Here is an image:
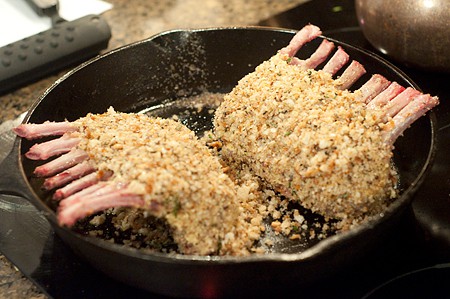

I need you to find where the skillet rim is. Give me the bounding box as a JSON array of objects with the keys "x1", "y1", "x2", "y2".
[{"x1": 17, "y1": 26, "x2": 438, "y2": 264}]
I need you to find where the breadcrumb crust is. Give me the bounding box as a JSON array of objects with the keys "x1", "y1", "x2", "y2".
[{"x1": 214, "y1": 53, "x2": 398, "y2": 221}]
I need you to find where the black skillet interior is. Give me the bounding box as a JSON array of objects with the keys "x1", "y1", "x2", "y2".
[{"x1": 17, "y1": 27, "x2": 435, "y2": 296}]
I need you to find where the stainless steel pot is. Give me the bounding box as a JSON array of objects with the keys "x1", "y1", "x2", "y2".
[{"x1": 355, "y1": 0, "x2": 450, "y2": 72}]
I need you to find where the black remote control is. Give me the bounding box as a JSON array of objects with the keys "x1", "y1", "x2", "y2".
[{"x1": 0, "y1": 13, "x2": 111, "y2": 95}]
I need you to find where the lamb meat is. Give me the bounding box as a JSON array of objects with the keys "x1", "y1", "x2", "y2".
[
  {"x1": 14, "y1": 108, "x2": 257, "y2": 256},
  {"x1": 213, "y1": 24, "x2": 438, "y2": 221}
]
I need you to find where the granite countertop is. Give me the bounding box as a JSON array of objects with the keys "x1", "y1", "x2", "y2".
[{"x1": 0, "y1": 0, "x2": 307, "y2": 297}]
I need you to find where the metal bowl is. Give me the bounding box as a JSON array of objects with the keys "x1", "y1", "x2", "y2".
[{"x1": 355, "y1": 0, "x2": 450, "y2": 72}]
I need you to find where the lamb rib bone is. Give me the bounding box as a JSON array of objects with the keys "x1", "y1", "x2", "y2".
[
  {"x1": 42, "y1": 161, "x2": 96, "y2": 190},
  {"x1": 366, "y1": 82, "x2": 405, "y2": 109},
  {"x1": 296, "y1": 39, "x2": 335, "y2": 69},
  {"x1": 34, "y1": 149, "x2": 89, "y2": 177},
  {"x1": 53, "y1": 170, "x2": 112, "y2": 200},
  {"x1": 24, "y1": 135, "x2": 80, "y2": 160},
  {"x1": 335, "y1": 60, "x2": 367, "y2": 90},
  {"x1": 13, "y1": 121, "x2": 76, "y2": 139}
]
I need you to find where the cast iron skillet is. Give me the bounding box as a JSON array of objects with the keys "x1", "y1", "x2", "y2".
[{"x1": 0, "y1": 27, "x2": 437, "y2": 297}]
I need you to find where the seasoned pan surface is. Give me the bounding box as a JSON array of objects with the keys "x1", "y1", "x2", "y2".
[{"x1": 1, "y1": 27, "x2": 437, "y2": 297}]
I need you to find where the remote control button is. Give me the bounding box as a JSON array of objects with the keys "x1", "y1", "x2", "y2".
[
  {"x1": 65, "y1": 34, "x2": 74, "y2": 42},
  {"x1": 36, "y1": 37, "x2": 45, "y2": 43},
  {"x1": 3, "y1": 49, "x2": 12, "y2": 56},
  {"x1": 1, "y1": 58, "x2": 11, "y2": 67},
  {"x1": 34, "y1": 46, "x2": 43, "y2": 54},
  {"x1": 50, "y1": 41, "x2": 59, "y2": 48},
  {"x1": 20, "y1": 43, "x2": 29, "y2": 49},
  {"x1": 18, "y1": 53, "x2": 27, "y2": 61}
]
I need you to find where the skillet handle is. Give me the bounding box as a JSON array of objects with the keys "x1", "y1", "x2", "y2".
[{"x1": 0, "y1": 132, "x2": 34, "y2": 200}]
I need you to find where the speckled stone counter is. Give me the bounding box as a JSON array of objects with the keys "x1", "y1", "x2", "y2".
[{"x1": 0, "y1": 0, "x2": 306, "y2": 297}]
